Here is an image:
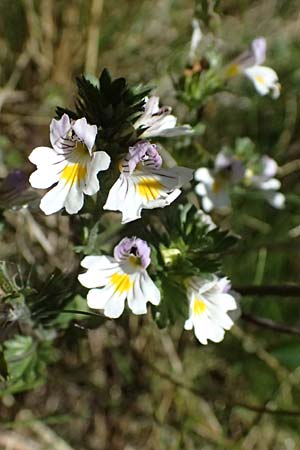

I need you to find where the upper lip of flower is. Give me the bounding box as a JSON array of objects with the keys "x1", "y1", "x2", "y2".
[
  {"x1": 121, "y1": 141, "x2": 163, "y2": 175},
  {"x1": 114, "y1": 236, "x2": 151, "y2": 269}
]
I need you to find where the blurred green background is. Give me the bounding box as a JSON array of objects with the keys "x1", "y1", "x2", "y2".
[{"x1": 1, "y1": 0, "x2": 300, "y2": 449}]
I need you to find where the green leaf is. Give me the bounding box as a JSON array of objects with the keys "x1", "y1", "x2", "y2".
[
  {"x1": 1, "y1": 335, "x2": 57, "y2": 394},
  {"x1": 56, "y1": 69, "x2": 152, "y2": 155}
]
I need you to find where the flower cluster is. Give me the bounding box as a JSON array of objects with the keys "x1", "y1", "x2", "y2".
[
  {"x1": 78, "y1": 235, "x2": 238, "y2": 344},
  {"x1": 195, "y1": 150, "x2": 285, "y2": 212},
  {"x1": 26, "y1": 48, "x2": 283, "y2": 347},
  {"x1": 29, "y1": 98, "x2": 192, "y2": 221},
  {"x1": 27, "y1": 90, "x2": 240, "y2": 345}
]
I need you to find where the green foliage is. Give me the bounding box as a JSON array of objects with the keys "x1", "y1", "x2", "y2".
[
  {"x1": 0, "y1": 265, "x2": 80, "y2": 394},
  {"x1": 148, "y1": 204, "x2": 239, "y2": 277},
  {"x1": 26, "y1": 270, "x2": 77, "y2": 328},
  {"x1": 175, "y1": 59, "x2": 224, "y2": 112},
  {"x1": 56, "y1": 69, "x2": 152, "y2": 157},
  {"x1": 2, "y1": 1, "x2": 300, "y2": 445},
  {"x1": 144, "y1": 204, "x2": 239, "y2": 328},
  {"x1": 1, "y1": 335, "x2": 57, "y2": 394}
]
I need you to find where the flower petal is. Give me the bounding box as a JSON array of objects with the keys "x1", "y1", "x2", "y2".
[
  {"x1": 39, "y1": 181, "x2": 70, "y2": 215},
  {"x1": 184, "y1": 318, "x2": 194, "y2": 330},
  {"x1": 195, "y1": 314, "x2": 226, "y2": 344},
  {"x1": 142, "y1": 96, "x2": 160, "y2": 118},
  {"x1": 50, "y1": 114, "x2": 71, "y2": 151},
  {"x1": 155, "y1": 125, "x2": 193, "y2": 137},
  {"x1": 104, "y1": 175, "x2": 143, "y2": 223},
  {"x1": 261, "y1": 155, "x2": 278, "y2": 178},
  {"x1": 194, "y1": 168, "x2": 214, "y2": 184},
  {"x1": 141, "y1": 271, "x2": 161, "y2": 305},
  {"x1": 78, "y1": 270, "x2": 110, "y2": 288},
  {"x1": 29, "y1": 146, "x2": 61, "y2": 166},
  {"x1": 73, "y1": 118, "x2": 98, "y2": 153},
  {"x1": 202, "y1": 196, "x2": 214, "y2": 212},
  {"x1": 206, "y1": 293, "x2": 237, "y2": 311},
  {"x1": 84, "y1": 151, "x2": 111, "y2": 196},
  {"x1": 105, "y1": 166, "x2": 192, "y2": 224},
  {"x1": 64, "y1": 183, "x2": 84, "y2": 214},
  {"x1": 103, "y1": 287, "x2": 127, "y2": 319},
  {"x1": 87, "y1": 286, "x2": 112, "y2": 310},
  {"x1": 265, "y1": 191, "x2": 285, "y2": 209},
  {"x1": 79, "y1": 257, "x2": 119, "y2": 288},
  {"x1": 251, "y1": 37, "x2": 267, "y2": 65},
  {"x1": 259, "y1": 178, "x2": 281, "y2": 190},
  {"x1": 244, "y1": 65, "x2": 279, "y2": 97},
  {"x1": 81, "y1": 255, "x2": 117, "y2": 270},
  {"x1": 127, "y1": 274, "x2": 148, "y2": 315}
]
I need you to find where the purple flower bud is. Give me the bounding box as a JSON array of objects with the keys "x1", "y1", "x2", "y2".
[
  {"x1": 125, "y1": 141, "x2": 162, "y2": 174},
  {"x1": 114, "y1": 236, "x2": 151, "y2": 269}
]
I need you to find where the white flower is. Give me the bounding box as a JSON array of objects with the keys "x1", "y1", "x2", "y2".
[
  {"x1": 134, "y1": 96, "x2": 192, "y2": 138},
  {"x1": 227, "y1": 37, "x2": 280, "y2": 98},
  {"x1": 194, "y1": 151, "x2": 245, "y2": 212},
  {"x1": 244, "y1": 66, "x2": 280, "y2": 99},
  {"x1": 104, "y1": 141, "x2": 193, "y2": 223},
  {"x1": 78, "y1": 237, "x2": 160, "y2": 319},
  {"x1": 245, "y1": 155, "x2": 285, "y2": 209},
  {"x1": 195, "y1": 168, "x2": 230, "y2": 212},
  {"x1": 184, "y1": 275, "x2": 237, "y2": 345},
  {"x1": 29, "y1": 114, "x2": 111, "y2": 215}
]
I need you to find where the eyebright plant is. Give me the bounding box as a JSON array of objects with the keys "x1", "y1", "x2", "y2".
[{"x1": 0, "y1": 28, "x2": 283, "y2": 394}]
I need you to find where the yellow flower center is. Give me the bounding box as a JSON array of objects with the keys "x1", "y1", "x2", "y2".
[
  {"x1": 137, "y1": 177, "x2": 163, "y2": 201},
  {"x1": 212, "y1": 179, "x2": 222, "y2": 194},
  {"x1": 226, "y1": 64, "x2": 240, "y2": 78},
  {"x1": 110, "y1": 272, "x2": 133, "y2": 294},
  {"x1": 60, "y1": 142, "x2": 89, "y2": 186},
  {"x1": 193, "y1": 298, "x2": 207, "y2": 315},
  {"x1": 61, "y1": 164, "x2": 88, "y2": 186},
  {"x1": 255, "y1": 74, "x2": 266, "y2": 85}
]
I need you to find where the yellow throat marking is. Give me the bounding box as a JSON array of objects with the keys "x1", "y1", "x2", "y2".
[
  {"x1": 212, "y1": 179, "x2": 222, "y2": 194},
  {"x1": 110, "y1": 273, "x2": 133, "y2": 294},
  {"x1": 60, "y1": 142, "x2": 89, "y2": 186},
  {"x1": 193, "y1": 298, "x2": 207, "y2": 316},
  {"x1": 61, "y1": 163, "x2": 87, "y2": 186},
  {"x1": 255, "y1": 74, "x2": 266, "y2": 85},
  {"x1": 226, "y1": 64, "x2": 240, "y2": 77},
  {"x1": 137, "y1": 177, "x2": 164, "y2": 201}
]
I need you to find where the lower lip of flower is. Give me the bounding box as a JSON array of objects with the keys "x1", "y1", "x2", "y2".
[
  {"x1": 110, "y1": 272, "x2": 133, "y2": 293},
  {"x1": 137, "y1": 177, "x2": 163, "y2": 200},
  {"x1": 61, "y1": 163, "x2": 88, "y2": 186},
  {"x1": 193, "y1": 298, "x2": 207, "y2": 315}
]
